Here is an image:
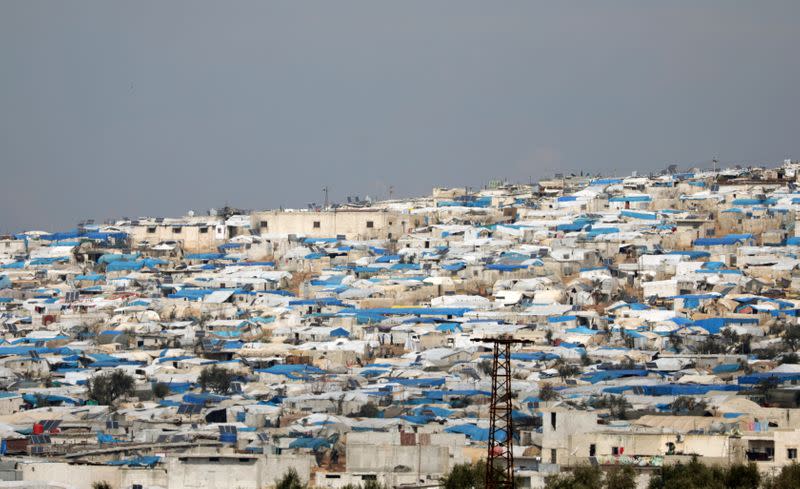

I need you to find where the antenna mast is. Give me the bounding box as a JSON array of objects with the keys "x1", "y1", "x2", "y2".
[{"x1": 472, "y1": 335, "x2": 533, "y2": 489}]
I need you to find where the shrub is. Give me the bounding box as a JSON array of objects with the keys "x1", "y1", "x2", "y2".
[
  {"x1": 441, "y1": 461, "x2": 486, "y2": 489},
  {"x1": 152, "y1": 382, "x2": 170, "y2": 398},
  {"x1": 198, "y1": 365, "x2": 234, "y2": 394},
  {"x1": 275, "y1": 468, "x2": 305, "y2": 489},
  {"x1": 353, "y1": 401, "x2": 380, "y2": 418},
  {"x1": 87, "y1": 371, "x2": 135, "y2": 407}
]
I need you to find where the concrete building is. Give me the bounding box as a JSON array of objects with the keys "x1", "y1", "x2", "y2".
[
  {"x1": 251, "y1": 209, "x2": 419, "y2": 240},
  {"x1": 122, "y1": 216, "x2": 229, "y2": 253}
]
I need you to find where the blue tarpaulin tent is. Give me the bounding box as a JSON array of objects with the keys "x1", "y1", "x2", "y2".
[
  {"x1": 107, "y1": 456, "x2": 160, "y2": 467},
  {"x1": 288, "y1": 437, "x2": 330, "y2": 450},
  {"x1": 603, "y1": 384, "x2": 740, "y2": 396},
  {"x1": 445, "y1": 424, "x2": 506, "y2": 442}
]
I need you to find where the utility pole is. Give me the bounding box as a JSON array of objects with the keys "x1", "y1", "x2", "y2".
[
  {"x1": 389, "y1": 185, "x2": 394, "y2": 200},
  {"x1": 323, "y1": 187, "x2": 329, "y2": 210},
  {"x1": 713, "y1": 157, "x2": 718, "y2": 174},
  {"x1": 472, "y1": 335, "x2": 533, "y2": 489}
]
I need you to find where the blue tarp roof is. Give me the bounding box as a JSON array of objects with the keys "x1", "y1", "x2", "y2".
[
  {"x1": 75, "y1": 274, "x2": 104, "y2": 281},
  {"x1": 107, "y1": 258, "x2": 167, "y2": 272},
  {"x1": 257, "y1": 364, "x2": 326, "y2": 379},
  {"x1": 620, "y1": 210, "x2": 658, "y2": 220},
  {"x1": 738, "y1": 372, "x2": 800, "y2": 385},
  {"x1": 289, "y1": 298, "x2": 347, "y2": 307},
  {"x1": 712, "y1": 363, "x2": 741, "y2": 374},
  {"x1": 694, "y1": 237, "x2": 741, "y2": 246},
  {"x1": 582, "y1": 369, "x2": 650, "y2": 384},
  {"x1": 446, "y1": 423, "x2": 506, "y2": 442},
  {"x1": 565, "y1": 326, "x2": 598, "y2": 335},
  {"x1": 603, "y1": 384, "x2": 740, "y2": 396},
  {"x1": 310, "y1": 275, "x2": 345, "y2": 287},
  {"x1": 182, "y1": 392, "x2": 229, "y2": 405},
  {"x1": 98, "y1": 253, "x2": 139, "y2": 264},
  {"x1": 692, "y1": 317, "x2": 758, "y2": 334},
  {"x1": 587, "y1": 227, "x2": 619, "y2": 237},
  {"x1": 548, "y1": 315, "x2": 577, "y2": 323},
  {"x1": 422, "y1": 389, "x2": 489, "y2": 400},
  {"x1": 591, "y1": 178, "x2": 624, "y2": 185},
  {"x1": 349, "y1": 307, "x2": 470, "y2": 317},
  {"x1": 482, "y1": 352, "x2": 560, "y2": 362},
  {"x1": 487, "y1": 263, "x2": 529, "y2": 271},
  {"x1": 412, "y1": 406, "x2": 454, "y2": 418},
  {"x1": 436, "y1": 323, "x2": 463, "y2": 333},
  {"x1": 107, "y1": 456, "x2": 160, "y2": 467},
  {"x1": 288, "y1": 437, "x2": 331, "y2": 450},
  {"x1": 186, "y1": 253, "x2": 225, "y2": 260},
  {"x1": 668, "y1": 250, "x2": 711, "y2": 259},
  {"x1": 557, "y1": 223, "x2": 586, "y2": 232},
  {"x1": 386, "y1": 377, "x2": 446, "y2": 388},
  {"x1": 609, "y1": 195, "x2": 651, "y2": 202}
]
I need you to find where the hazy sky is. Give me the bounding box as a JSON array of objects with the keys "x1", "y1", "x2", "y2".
[{"x1": 1, "y1": 1, "x2": 799, "y2": 232}]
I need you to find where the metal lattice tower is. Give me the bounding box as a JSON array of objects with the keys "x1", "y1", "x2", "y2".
[{"x1": 473, "y1": 335, "x2": 532, "y2": 489}]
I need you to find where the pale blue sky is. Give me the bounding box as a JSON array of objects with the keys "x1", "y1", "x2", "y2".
[{"x1": 1, "y1": 1, "x2": 799, "y2": 232}]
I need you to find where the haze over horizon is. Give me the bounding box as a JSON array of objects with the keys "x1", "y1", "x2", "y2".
[{"x1": 2, "y1": 1, "x2": 799, "y2": 233}]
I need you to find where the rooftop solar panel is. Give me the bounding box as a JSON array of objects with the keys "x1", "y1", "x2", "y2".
[{"x1": 39, "y1": 420, "x2": 61, "y2": 431}]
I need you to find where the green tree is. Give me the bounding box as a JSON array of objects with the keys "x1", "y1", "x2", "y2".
[
  {"x1": 539, "y1": 382, "x2": 560, "y2": 402},
  {"x1": 361, "y1": 481, "x2": 387, "y2": 489},
  {"x1": 668, "y1": 332, "x2": 684, "y2": 353},
  {"x1": 724, "y1": 463, "x2": 760, "y2": 489},
  {"x1": 352, "y1": 401, "x2": 380, "y2": 418},
  {"x1": 87, "y1": 370, "x2": 135, "y2": 407},
  {"x1": 545, "y1": 465, "x2": 602, "y2": 489},
  {"x1": 198, "y1": 365, "x2": 234, "y2": 394},
  {"x1": 784, "y1": 324, "x2": 800, "y2": 352},
  {"x1": 555, "y1": 360, "x2": 581, "y2": 383},
  {"x1": 152, "y1": 382, "x2": 170, "y2": 399},
  {"x1": 441, "y1": 461, "x2": 485, "y2": 489},
  {"x1": 648, "y1": 456, "x2": 726, "y2": 489},
  {"x1": 736, "y1": 334, "x2": 753, "y2": 355},
  {"x1": 92, "y1": 481, "x2": 112, "y2": 489},
  {"x1": 338, "y1": 481, "x2": 388, "y2": 489},
  {"x1": 670, "y1": 396, "x2": 707, "y2": 415},
  {"x1": 33, "y1": 393, "x2": 55, "y2": 408},
  {"x1": 763, "y1": 463, "x2": 800, "y2": 489},
  {"x1": 755, "y1": 377, "x2": 780, "y2": 398},
  {"x1": 604, "y1": 465, "x2": 636, "y2": 489},
  {"x1": 721, "y1": 328, "x2": 739, "y2": 347},
  {"x1": 275, "y1": 468, "x2": 306, "y2": 489},
  {"x1": 698, "y1": 336, "x2": 726, "y2": 354},
  {"x1": 587, "y1": 395, "x2": 631, "y2": 420}
]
